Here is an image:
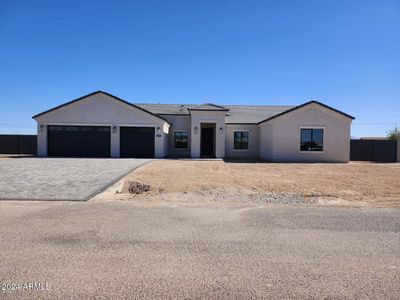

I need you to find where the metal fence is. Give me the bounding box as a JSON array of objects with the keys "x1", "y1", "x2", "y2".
[
  {"x1": 0, "y1": 135, "x2": 37, "y2": 155},
  {"x1": 350, "y1": 139, "x2": 397, "y2": 162}
]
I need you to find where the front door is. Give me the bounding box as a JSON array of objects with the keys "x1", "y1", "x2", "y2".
[{"x1": 200, "y1": 127, "x2": 215, "y2": 158}]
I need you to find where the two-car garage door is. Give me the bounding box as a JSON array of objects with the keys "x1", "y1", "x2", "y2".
[
  {"x1": 48, "y1": 126, "x2": 111, "y2": 157},
  {"x1": 47, "y1": 125, "x2": 155, "y2": 158}
]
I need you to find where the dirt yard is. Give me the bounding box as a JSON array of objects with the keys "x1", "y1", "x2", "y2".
[{"x1": 94, "y1": 160, "x2": 400, "y2": 208}]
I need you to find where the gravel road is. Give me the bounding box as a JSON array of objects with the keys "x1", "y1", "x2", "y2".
[{"x1": 0, "y1": 201, "x2": 399, "y2": 299}]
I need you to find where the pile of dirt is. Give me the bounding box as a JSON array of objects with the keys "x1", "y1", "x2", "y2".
[{"x1": 125, "y1": 181, "x2": 152, "y2": 195}]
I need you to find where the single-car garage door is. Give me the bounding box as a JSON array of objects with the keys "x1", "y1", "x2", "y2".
[
  {"x1": 120, "y1": 127, "x2": 155, "y2": 158},
  {"x1": 48, "y1": 125, "x2": 111, "y2": 157}
]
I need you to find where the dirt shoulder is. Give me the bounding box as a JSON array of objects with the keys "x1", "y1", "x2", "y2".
[
  {"x1": 93, "y1": 160, "x2": 400, "y2": 208},
  {"x1": 0, "y1": 154, "x2": 35, "y2": 159}
]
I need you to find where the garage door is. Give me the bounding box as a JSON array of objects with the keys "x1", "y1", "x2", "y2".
[
  {"x1": 120, "y1": 127, "x2": 155, "y2": 158},
  {"x1": 48, "y1": 125, "x2": 111, "y2": 157}
]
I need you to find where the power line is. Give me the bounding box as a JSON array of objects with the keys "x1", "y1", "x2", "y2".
[
  {"x1": 0, "y1": 90, "x2": 41, "y2": 110},
  {"x1": 0, "y1": 122, "x2": 35, "y2": 129},
  {"x1": 353, "y1": 122, "x2": 399, "y2": 125}
]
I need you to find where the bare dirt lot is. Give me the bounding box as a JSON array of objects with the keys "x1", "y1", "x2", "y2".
[{"x1": 96, "y1": 160, "x2": 400, "y2": 208}]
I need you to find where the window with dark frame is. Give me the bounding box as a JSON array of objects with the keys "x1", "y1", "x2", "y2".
[
  {"x1": 300, "y1": 129, "x2": 323, "y2": 151},
  {"x1": 234, "y1": 131, "x2": 249, "y2": 150},
  {"x1": 174, "y1": 131, "x2": 188, "y2": 149}
]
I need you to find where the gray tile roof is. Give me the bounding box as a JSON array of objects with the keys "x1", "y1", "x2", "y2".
[
  {"x1": 135, "y1": 103, "x2": 295, "y2": 124},
  {"x1": 134, "y1": 104, "x2": 190, "y2": 115},
  {"x1": 188, "y1": 103, "x2": 229, "y2": 111},
  {"x1": 224, "y1": 105, "x2": 295, "y2": 123}
]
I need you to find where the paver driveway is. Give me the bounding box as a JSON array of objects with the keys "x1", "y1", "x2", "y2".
[{"x1": 0, "y1": 158, "x2": 149, "y2": 200}]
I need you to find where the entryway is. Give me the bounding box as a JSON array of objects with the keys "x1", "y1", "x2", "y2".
[{"x1": 200, "y1": 123, "x2": 215, "y2": 158}]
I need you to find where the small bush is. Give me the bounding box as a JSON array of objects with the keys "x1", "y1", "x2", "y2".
[{"x1": 387, "y1": 126, "x2": 400, "y2": 140}]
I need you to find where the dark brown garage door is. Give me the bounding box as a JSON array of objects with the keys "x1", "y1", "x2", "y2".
[
  {"x1": 48, "y1": 125, "x2": 111, "y2": 157},
  {"x1": 120, "y1": 127, "x2": 155, "y2": 158}
]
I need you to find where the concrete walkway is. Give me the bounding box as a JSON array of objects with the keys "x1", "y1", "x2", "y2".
[{"x1": 0, "y1": 158, "x2": 150, "y2": 200}]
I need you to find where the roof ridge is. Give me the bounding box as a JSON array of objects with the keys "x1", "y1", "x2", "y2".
[
  {"x1": 136, "y1": 103, "x2": 296, "y2": 107},
  {"x1": 201, "y1": 102, "x2": 228, "y2": 109},
  {"x1": 225, "y1": 104, "x2": 295, "y2": 107},
  {"x1": 135, "y1": 103, "x2": 195, "y2": 106}
]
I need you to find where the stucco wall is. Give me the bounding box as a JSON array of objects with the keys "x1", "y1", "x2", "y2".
[
  {"x1": 189, "y1": 110, "x2": 226, "y2": 158},
  {"x1": 34, "y1": 93, "x2": 170, "y2": 158},
  {"x1": 259, "y1": 103, "x2": 352, "y2": 162},
  {"x1": 259, "y1": 123, "x2": 274, "y2": 160},
  {"x1": 225, "y1": 124, "x2": 259, "y2": 158},
  {"x1": 163, "y1": 115, "x2": 191, "y2": 157}
]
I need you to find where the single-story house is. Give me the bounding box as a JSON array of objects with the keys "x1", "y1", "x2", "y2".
[{"x1": 33, "y1": 91, "x2": 354, "y2": 162}]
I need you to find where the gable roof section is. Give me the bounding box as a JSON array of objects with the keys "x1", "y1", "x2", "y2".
[
  {"x1": 136, "y1": 103, "x2": 295, "y2": 123},
  {"x1": 257, "y1": 100, "x2": 355, "y2": 124},
  {"x1": 32, "y1": 91, "x2": 172, "y2": 125},
  {"x1": 188, "y1": 103, "x2": 229, "y2": 111}
]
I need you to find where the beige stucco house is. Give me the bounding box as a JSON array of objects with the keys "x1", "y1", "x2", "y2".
[{"x1": 33, "y1": 91, "x2": 354, "y2": 162}]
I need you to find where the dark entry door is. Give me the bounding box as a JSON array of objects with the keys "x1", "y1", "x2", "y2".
[
  {"x1": 120, "y1": 127, "x2": 155, "y2": 158},
  {"x1": 201, "y1": 127, "x2": 215, "y2": 158},
  {"x1": 48, "y1": 125, "x2": 111, "y2": 157}
]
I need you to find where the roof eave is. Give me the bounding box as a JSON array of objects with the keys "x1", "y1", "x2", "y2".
[
  {"x1": 257, "y1": 100, "x2": 355, "y2": 125},
  {"x1": 187, "y1": 108, "x2": 230, "y2": 112},
  {"x1": 32, "y1": 90, "x2": 102, "y2": 119},
  {"x1": 32, "y1": 91, "x2": 172, "y2": 125}
]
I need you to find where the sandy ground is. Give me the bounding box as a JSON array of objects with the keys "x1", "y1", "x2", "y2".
[{"x1": 93, "y1": 160, "x2": 400, "y2": 208}]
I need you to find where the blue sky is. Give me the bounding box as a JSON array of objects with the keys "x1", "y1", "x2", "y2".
[{"x1": 1, "y1": 0, "x2": 399, "y2": 137}]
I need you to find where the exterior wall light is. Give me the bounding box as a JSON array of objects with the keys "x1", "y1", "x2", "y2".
[
  {"x1": 112, "y1": 125, "x2": 117, "y2": 133},
  {"x1": 194, "y1": 126, "x2": 198, "y2": 134},
  {"x1": 219, "y1": 127, "x2": 223, "y2": 134},
  {"x1": 39, "y1": 124, "x2": 44, "y2": 132},
  {"x1": 157, "y1": 126, "x2": 161, "y2": 135}
]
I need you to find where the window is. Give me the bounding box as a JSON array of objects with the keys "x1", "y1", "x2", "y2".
[
  {"x1": 64, "y1": 126, "x2": 80, "y2": 132},
  {"x1": 234, "y1": 131, "x2": 249, "y2": 150},
  {"x1": 174, "y1": 131, "x2": 188, "y2": 149},
  {"x1": 300, "y1": 129, "x2": 323, "y2": 151},
  {"x1": 48, "y1": 126, "x2": 63, "y2": 131}
]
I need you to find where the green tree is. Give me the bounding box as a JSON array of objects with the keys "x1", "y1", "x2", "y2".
[{"x1": 387, "y1": 125, "x2": 400, "y2": 140}]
